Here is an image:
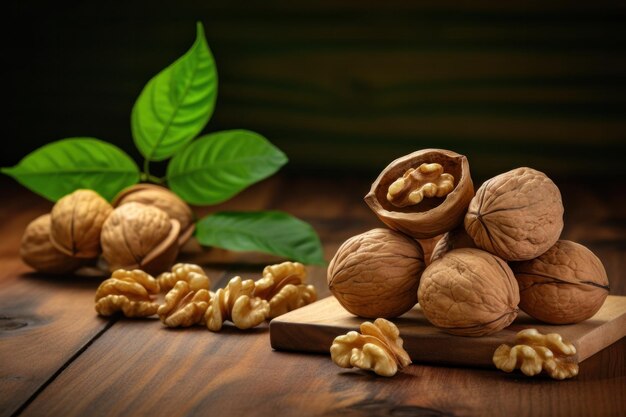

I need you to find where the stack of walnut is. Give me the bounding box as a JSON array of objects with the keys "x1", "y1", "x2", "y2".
[
  {"x1": 327, "y1": 149, "x2": 609, "y2": 379},
  {"x1": 19, "y1": 185, "x2": 317, "y2": 331}
]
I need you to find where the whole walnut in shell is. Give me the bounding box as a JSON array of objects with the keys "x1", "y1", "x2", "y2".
[
  {"x1": 328, "y1": 228, "x2": 425, "y2": 318},
  {"x1": 512, "y1": 240, "x2": 609, "y2": 324},
  {"x1": 50, "y1": 189, "x2": 113, "y2": 258},
  {"x1": 365, "y1": 149, "x2": 474, "y2": 239},
  {"x1": 21, "y1": 214, "x2": 87, "y2": 274},
  {"x1": 113, "y1": 184, "x2": 195, "y2": 245},
  {"x1": 418, "y1": 248, "x2": 520, "y2": 337},
  {"x1": 464, "y1": 167, "x2": 563, "y2": 261},
  {"x1": 100, "y1": 202, "x2": 180, "y2": 275}
]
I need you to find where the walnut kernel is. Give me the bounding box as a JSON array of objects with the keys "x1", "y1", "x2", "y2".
[
  {"x1": 157, "y1": 263, "x2": 211, "y2": 293},
  {"x1": 95, "y1": 269, "x2": 160, "y2": 317},
  {"x1": 387, "y1": 163, "x2": 454, "y2": 207},
  {"x1": 158, "y1": 281, "x2": 212, "y2": 327},
  {"x1": 205, "y1": 276, "x2": 270, "y2": 331},
  {"x1": 254, "y1": 261, "x2": 317, "y2": 318},
  {"x1": 493, "y1": 328, "x2": 578, "y2": 380},
  {"x1": 330, "y1": 318, "x2": 411, "y2": 377}
]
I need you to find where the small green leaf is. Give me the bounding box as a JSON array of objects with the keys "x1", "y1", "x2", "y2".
[
  {"x1": 167, "y1": 130, "x2": 288, "y2": 205},
  {"x1": 1, "y1": 138, "x2": 140, "y2": 201},
  {"x1": 195, "y1": 211, "x2": 325, "y2": 265},
  {"x1": 132, "y1": 22, "x2": 217, "y2": 161}
]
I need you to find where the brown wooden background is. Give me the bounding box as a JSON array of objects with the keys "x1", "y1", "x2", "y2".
[{"x1": 6, "y1": 1, "x2": 626, "y2": 179}]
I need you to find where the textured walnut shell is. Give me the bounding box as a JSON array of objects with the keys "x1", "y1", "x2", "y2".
[
  {"x1": 512, "y1": 240, "x2": 609, "y2": 324},
  {"x1": 20, "y1": 214, "x2": 87, "y2": 274},
  {"x1": 100, "y1": 202, "x2": 180, "y2": 276},
  {"x1": 365, "y1": 149, "x2": 474, "y2": 239},
  {"x1": 418, "y1": 248, "x2": 520, "y2": 337},
  {"x1": 464, "y1": 167, "x2": 564, "y2": 261},
  {"x1": 328, "y1": 228, "x2": 425, "y2": 318},
  {"x1": 430, "y1": 227, "x2": 476, "y2": 263},
  {"x1": 50, "y1": 189, "x2": 113, "y2": 258},
  {"x1": 113, "y1": 184, "x2": 195, "y2": 245}
]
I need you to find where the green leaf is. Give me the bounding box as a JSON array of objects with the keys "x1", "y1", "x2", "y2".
[
  {"x1": 167, "y1": 130, "x2": 288, "y2": 205},
  {"x1": 1, "y1": 138, "x2": 140, "y2": 201},
  {"x1": 195, "y1": 211, "x2": 325, "y2": 265},
  {"x1": 132, "y1": 22, "x2": 217, "y2": 161}
]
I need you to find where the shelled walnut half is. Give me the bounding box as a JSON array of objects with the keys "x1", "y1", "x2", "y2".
[
  {"x1": 95, "y1": 269, "x2": 160, "y2": 318},
  {"x1": 157, "y1": 263, "x2": 211, "y2": 293},
  {"x1": 330, "y1": 318, "x2": 411, "y2": 377},
  {"x1": 158, "y1": 281, "x2": 212, "y2": 327},
  {"x1": 254, "y1": 261, "x2": 317, "y2": 319},
  {"x1": 493, "y1": 328, "x2": 578, "y2": 380},
  {"x1": 205, "y1": 276, "x2": 270, "y2": 331}
]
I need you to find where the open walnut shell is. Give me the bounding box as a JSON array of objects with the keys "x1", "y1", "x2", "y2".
[
  {"x1": 365, "y1": 149, "x2": 474, "y2": 239},
  {"x1": 113, "y1": 184, "x2": 195, "y2": 246},
  {"x1": 100, "y1": 202, "x2": 180, "y2": 276}
]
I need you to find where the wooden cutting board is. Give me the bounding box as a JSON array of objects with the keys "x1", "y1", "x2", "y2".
[{"x1": 269, "y1": 295, "x2": 626, "y2": 367}]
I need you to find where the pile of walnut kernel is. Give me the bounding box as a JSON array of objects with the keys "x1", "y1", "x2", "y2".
[
  {"x1": 19, "y1": 185, "x2": 318, "y2": 331},
  {"x1": 327, "y1": 148, "x2": 609, "y2": 379}
]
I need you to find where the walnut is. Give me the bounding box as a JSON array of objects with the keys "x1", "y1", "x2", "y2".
[
  {"x1": 328, "y1": 228, "x2": 425, "y2": 318},
  {"x1": 387, "y1": 163, "x2": 455, "y2": 208},
  {"x1": 330, "y1": 318, "x2": 411, "y2": 377},
  {"x1": 418, "y1": 248, "x2": 519, "y2": 336},
  {"x1": 205, "y1": 276, "x2": 270, "y2": 331},
  {"x1": 113, "y1": 184, "x2": 195, "y2": 245},
  {"x1": 464, "y1": 167, "x2": 564, "y2": 261},
  {"x1": 20, "y1": 214, "x2": 87, "y2": 274},
  {"x1": 95, "y1": 269, "x2": 160, "y2": 317},
  {"x1": 49, "y1": 189, "x2": 113, "y2": 258},
  {"x1": 430, "y1": 227, "x2": 476, "y2": 263},
  {"x1": 512, "y1": 240, "x2": 609, "y2": 324},
  {"x1": 254, "y1": 261, "x2": 317, "y2": 318},
  {"x1": 157, "y1": 263, "x2": 211, "y2": 293},
  {"x1": 157, "y1": 281, "x2": 212, "y2": 327},
  {"x1": 100, "y1": 202, "x2": 180, "y2": 276},
  {"x1": 493, "y1": 328, "x2": 578, "y2": 380},
  {"x1": 365, "y1": 149, "x2": 474, "y2": 239},
  {"x1": 417, "y1": 234, "x2": 444, "y2": 267}
]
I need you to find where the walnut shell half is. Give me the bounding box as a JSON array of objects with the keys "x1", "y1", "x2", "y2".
[
  {"x1": 365, "y1": 149, "x2": 474, "y2": 239},
  {"x1": 512, "y1": 240, "x2": 609, "y2": 324},
  {"x1": 328, "y1": 228, "x2": 425, "y2": 318},
  {"x1": 113, "y1": 184, "x2": 195, "y2": 245},
  {"x1": 418, "y1": 248, "x2": 520, "y2": 337},
  {"x1": 100, "y1": 202, "x2": 180, "y2": 276},
  {"x1": 464, "y1": 167, "x2": 564, "y2": 261}
]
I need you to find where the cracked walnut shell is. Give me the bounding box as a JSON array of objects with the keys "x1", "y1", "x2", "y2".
[
  {"x1": 50, "y1": 189, "x2": 113, "y2": 258},
  {"x1": 365, "y1": 149, "x2": 474, "y2": 239},
  {"x1": 205, "y1": 276, "x2": 270, "y2": 331},
  {"x1": 330, "y1": 318, "x2": 411, "y2": 377},
  {"x1": 254, "y1": 261, "x2": 317, "y2": 319},
  {"x1": 95, "y1": 269, "x2": 160, "y2": 317},
  {"x1": 100, "y1": 202, "x2": 180, "y2": 276},
  {"x1": 464, "y1": 167, "x2": 564, "y2": 261},
  {"x1": 418, "y1": 248, "x2": 519, "y2": 336},
  {"x1": 20, "y1": 214, "x2": 87, "y2": 274},
  {"x1": 157, "y1": 263, "x2": 211, "y2": 293},
  {"x1": 493, "y1": 328, "x2": 578, "y2": 380},
  {"x1": 158, "y1": 281, "x2": 212, "y2": 327},
  {"x1": 113, "y1": 184, "x2": 195, "y2": 245},
  {"x1": 512, "y1": 240, "x2": 609, "y2": 324},
  {"x1": 328, "y1": 228, "x2": 425, "y2": 319}
]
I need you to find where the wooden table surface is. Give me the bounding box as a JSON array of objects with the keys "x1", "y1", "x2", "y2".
[{"x1": 1, "y1": 174, "x2": 625, "y2": 417}]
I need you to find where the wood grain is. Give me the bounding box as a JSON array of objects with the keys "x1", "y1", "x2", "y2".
[{"x1": 270, "y1": 295, "x2": 626, "y2": 366}]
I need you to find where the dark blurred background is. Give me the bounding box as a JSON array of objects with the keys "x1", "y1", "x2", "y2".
[{"x1": 6, "y1": 1, "x2": 626, "y2": 181}]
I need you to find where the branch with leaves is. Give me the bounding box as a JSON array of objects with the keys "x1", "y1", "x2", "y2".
[{"x1": 2, "y1": 22, "x2": 324, "y2": 266}]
